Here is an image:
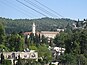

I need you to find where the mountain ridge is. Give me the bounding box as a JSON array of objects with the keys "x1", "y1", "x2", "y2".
[{"x1": 0, "y1": 17, "x2": 75, "y2": 33}]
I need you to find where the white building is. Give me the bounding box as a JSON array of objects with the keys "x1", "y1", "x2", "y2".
[
  {"x1": 52, "y1": 47, "x2": 65, "y2": 56},
  {"x1": 53, "y1": 47, "x2": 65, "y2": 53},
  {"x1": 0, "y1": 50, "x2": 38, "y2": 65},
  {"x1": 57, "y1": 29, "x2": 64, "y2": 32}
]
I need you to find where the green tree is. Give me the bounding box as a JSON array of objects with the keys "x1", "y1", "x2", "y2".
[
  {"x1": 37, "y1": 44, "x2": 52, "y2": 64},
  {"x1": 15, "y1": 36, "x2": 25, "y2": 51},
  {"x1": 77, "y1": 54, "x2": 87, "y2": 65},
  {"x1": 79, "y1": 30, "x2": 87, "y2": 54},
  {"x1": 30, "y1": 33, "x2": 34, "y2": 43},
  {"x1": 8, "y1": 33, "x2": 24, "y2": 51},
  {"x1": 65, "y1": 23, "x2": 72, "y2": 33},
  {"x1": 0, "y1": 23, "x2": 5, "y2": 44},
  {"x1": 59, "y1": 53, "x2": 77, "y2": 65},
  {"x1": 41, "y1": 35, "x2": 48, "y2": 44},
  {"x1": 54, "y1": 32, "x2": 68, "y2": 47},
  {"x1": 65, "y1": 31, "x2": 80, "y2": 54},
  {"x1": 1, "y1": 53, "x2": 4, "y2": 64},
  {"x1": 29, "y1": 44, "x2": 38, "y2": 50},
  {"x1": 2, "y1": 60, "x2": 11, "y2": 65},
  {"x1": 34, "y1": 33, "x2": 40, "y2": 44},
  {"x1": 0, "y1": 44, "x2": 9, "y2": 52}
]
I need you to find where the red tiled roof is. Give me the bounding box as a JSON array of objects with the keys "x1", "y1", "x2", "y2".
[
  {"x1": 23, "y1": 32, "x2": 40, "y2": 35},
  {"x1": 23, "y1": 32, "x2": 32, "y2": 35}
]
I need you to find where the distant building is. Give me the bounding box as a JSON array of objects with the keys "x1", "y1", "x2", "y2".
[
  {"x1": 40, "y1": 31, "x2": 59, "y2": 39},
  {"x1": 57, "y1": 29, "x2": 64, "y2": 32},
  {"x1": 72, "y1": 19, "x2": 87, "y2": 29},
  {"x1": 53, "y1": 47, "x2": 65, "y2": 55},
  {"x1": 24, "y1": 22, "x2": 62, "y2": 40},
  {"x1": 50, "y1": 47, "x2": 65, "y2": 65}
]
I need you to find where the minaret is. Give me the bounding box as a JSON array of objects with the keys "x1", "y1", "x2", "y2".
[{"x1": 32, "y1": 22, "x2": 36, "y2": 36}]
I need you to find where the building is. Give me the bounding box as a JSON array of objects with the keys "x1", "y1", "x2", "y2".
[
  {"x1": 24, "y1": 22, "x2": 61, "y2": 40},
  {"x1": 57, "y1": 29, "x2": 64, "y2": 32},
  {"x1": 51, "y1": 47, "x2": 65, "y2": 65},
  {"x1": 40, "y1": 31, "x2": 59, "y2": 39},
  {"x1": 0, "y1": 50, "x2": 38, "y2": 65},
  {"x1": 53, "y1": 47, "x2": 65, "y2": 55},
  {"x1": 72, "y1": 19, "x2": 87, "y2": 29}
]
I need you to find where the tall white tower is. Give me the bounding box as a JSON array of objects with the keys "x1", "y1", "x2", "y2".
[{"x1": 32, "y1": 22, "x2": 36, "y2": 36}]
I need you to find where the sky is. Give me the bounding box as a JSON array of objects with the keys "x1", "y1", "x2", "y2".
[{"x1": 0, "y1": 0, "x2": 87, "y2": 20}]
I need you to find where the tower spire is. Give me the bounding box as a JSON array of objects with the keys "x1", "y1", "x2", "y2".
[{"x1": 32, "y1": 22, "x2": 36, "y2": 36}]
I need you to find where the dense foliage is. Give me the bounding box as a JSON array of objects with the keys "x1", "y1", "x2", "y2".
[
  {"x1": 0, "y1": 17, "x2": 87, "y2": 65},
  {"x1": 54, "y1": 30, "x2": 87, "y2": 65},
  {"x1": 0, "y1": 17, "x2": 74, "y2": 33}
]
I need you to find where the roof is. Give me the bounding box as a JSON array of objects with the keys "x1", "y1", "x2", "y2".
[
  {"x1": 23, "y1": 32, "x2": 32, "y2": 35},
  {"x1": 41, "y1": 31, "x2": 59, "y2": 34},
  {"x1": 23, "y1": 32, "x2": 40, "y2": 35},
  {"x1": 23, "y1": 31, "x2": 59, "y2": 36}
]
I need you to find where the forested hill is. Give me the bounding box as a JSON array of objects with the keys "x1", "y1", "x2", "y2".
[{"x1": 0, "y1": 17, "x2": 75, "y2": 33}]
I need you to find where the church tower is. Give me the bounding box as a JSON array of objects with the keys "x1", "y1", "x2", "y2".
[{"x1": 32, "y1": 22, "x2": 36, "y2": 36}]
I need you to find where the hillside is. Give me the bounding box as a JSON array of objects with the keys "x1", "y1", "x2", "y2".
[{"x1": 0, "y1": 17, "x2": 75, "y2": 33}]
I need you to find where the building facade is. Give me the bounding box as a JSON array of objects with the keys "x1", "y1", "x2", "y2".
[{"x1": 0, "y1": 50, "x2": 38, "y2": 65}]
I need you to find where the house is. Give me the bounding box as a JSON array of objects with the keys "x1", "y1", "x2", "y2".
[
  {"x1": 52, "y1": 47, "x2": 65, "y2": 63},
  {"x1": 57, "y1": 29, "x2": 64, "y2": 32}
]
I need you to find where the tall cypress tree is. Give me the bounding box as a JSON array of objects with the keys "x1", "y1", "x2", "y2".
[
  {"x1": 16, "y1": 55, "x2": 22, "y2": 65},
  {"x1": 1, "y1": 53, "x2": 4, "y2": 64}
]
